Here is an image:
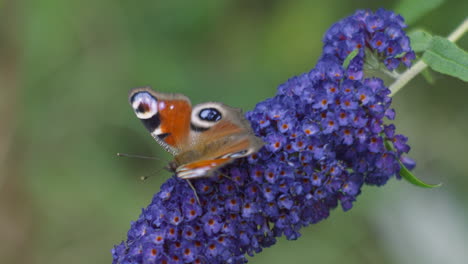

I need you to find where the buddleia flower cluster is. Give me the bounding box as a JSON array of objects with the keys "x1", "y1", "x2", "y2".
[{"x1": 113, "y1": 8, "x2": 415, "y2": 264}]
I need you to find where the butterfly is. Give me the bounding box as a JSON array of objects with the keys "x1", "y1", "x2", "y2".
[{"x1": 129, "y1": 87, "x2": 264, "y2": 180}]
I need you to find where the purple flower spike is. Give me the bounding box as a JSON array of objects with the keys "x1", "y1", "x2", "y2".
[
  {"x1": 113, "y1": 9, "x2": 415, "y2": 264},
  {"x1": 322, "y1": 8, "x2": 415, "y2": 70}
]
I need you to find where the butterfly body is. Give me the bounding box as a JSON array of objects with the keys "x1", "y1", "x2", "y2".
[{"x1": 129, "y1": 87, "x2": 263, "y2": 179}]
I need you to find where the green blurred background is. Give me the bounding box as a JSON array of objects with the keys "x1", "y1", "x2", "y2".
[{"x1": 1, "y1": 0, "x2": 467, "y2": 263}]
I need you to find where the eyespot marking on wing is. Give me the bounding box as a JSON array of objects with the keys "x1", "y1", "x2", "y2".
[
  {"x1": 190, "y1": 103, "x2": 225, "y2": 132},
  {"x1": 190, "y1": 123, "x2": 210, "y2": 132},
  {"x1": 130, "y1": 92, "x2": 158, "y2": 119},
  {"x1": 199, "y1": 108, "x2": 222, "y2": 122}
]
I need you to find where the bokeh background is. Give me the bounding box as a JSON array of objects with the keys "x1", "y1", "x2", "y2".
[{"x1": 1, "y1": 0, "x2": 467, "y2": 263}]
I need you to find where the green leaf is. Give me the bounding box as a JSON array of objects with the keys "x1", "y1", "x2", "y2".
[
  {"x1": 394, "y1": 52, "x2": 406, "y2": 59},
  {"x1": 384, "y1": 140, "x2": 441, "y2": 188},
  {"x1": 395, "y1": 0, "x2": 445, "y2": 25},
  {"x1": 342, "y1": 49, "x2": 359, "y2": 69},
  {"x1": 398, "y1": 161, "x2": 442, "y2": 188},
  {"x1": 422, "y1": 36, "x2": 468, "y2": 82},
  {"x1": 408, "y1": 30, "x2": 433, "y2": 52}
]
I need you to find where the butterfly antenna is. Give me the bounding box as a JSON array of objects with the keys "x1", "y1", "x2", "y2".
[
  {"x1": 139, "y1": 167, "x2": 167, "y2": 181},
  {"x1": 117, "y1": 152, "x2": 168, "y2": 162}
]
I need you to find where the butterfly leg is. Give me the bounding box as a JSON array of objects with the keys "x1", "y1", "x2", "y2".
[
  {"x1": 186, "y1": 179, "x2": 201, "y2": 205},
  {"x1": 218, "y1": 171, "x2": 232, "y2": 181},
  {"x1": 216, "y1": 171, "x2": 242, "y2": 193}
]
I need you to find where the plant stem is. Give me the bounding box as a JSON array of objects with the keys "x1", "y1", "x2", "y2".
[
  {"x1": 447, "y1": 17, "x2": 468, "y2": 42},
  {"x1": 389, "y1": 17, "x2": 468, "y2": 97}
]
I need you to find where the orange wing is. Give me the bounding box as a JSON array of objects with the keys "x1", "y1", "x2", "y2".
[{"x1": 129, "y1": 87, "x2": 192, "y2": 155}]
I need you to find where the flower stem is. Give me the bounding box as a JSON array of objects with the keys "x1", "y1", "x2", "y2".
[{"x1": 389, "y1": 17, "x2": 468, "y2": 97}]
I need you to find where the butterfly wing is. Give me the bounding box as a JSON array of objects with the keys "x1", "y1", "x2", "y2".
[
  {"x1": 129, "y1": 87, "x2": 192, "y2": 155},
  {"x1": 129, "y1": 87, "x2": 264, "y2": 179},
  {"x1": 175, "y1": 102, "x2": 264, "y2": 179},
  {"x1": 176, "y1": 158, "x2": 231, "y2": 179}
]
